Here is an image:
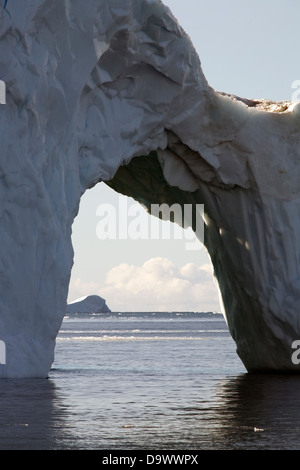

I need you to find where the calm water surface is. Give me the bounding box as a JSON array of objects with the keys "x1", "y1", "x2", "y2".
[{"x1": 0, "y1": 312, "x2": 300, "y2": 450}]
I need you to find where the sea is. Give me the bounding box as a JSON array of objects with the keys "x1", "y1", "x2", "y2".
[{"x1": 0, "y1": 311, "x2": 300, "y2": 452}]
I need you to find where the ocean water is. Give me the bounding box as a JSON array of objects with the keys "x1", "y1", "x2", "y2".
[{"x1": 0, "y1": 312, "x2": 300, "y2": 451}]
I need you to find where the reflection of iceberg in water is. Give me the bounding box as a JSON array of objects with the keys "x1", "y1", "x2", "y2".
[
  {"x1": 212, "y1": 375, "x2": 300, "y2": 449},
  {"x1": 0, "y1": 380, "x2": 69, "y2": 449},
  {"x1": 160, "y1": 374, "x2": 300, "y2": 450},
  {"x1": 1, "y1": 374, "x2": 298, "y2": 449}
]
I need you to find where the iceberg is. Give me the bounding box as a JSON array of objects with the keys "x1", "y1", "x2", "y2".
[
  {"x1": 0, "y1": 0, "x2": 299, "y2": 376},
  {"x1": 67, "y1": 295, "x2": 111, "y2": 314}
]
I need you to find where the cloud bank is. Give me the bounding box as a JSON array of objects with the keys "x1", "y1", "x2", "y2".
[{"x1": 69, "y1": 257, "x2": 221, "y2": 312}]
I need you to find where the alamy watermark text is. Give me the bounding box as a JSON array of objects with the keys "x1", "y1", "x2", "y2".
[
  {"x1": 0, "y1": 80, "x2": 5, "y2": 104},
  {"x1": 96, "y1": 198, "x2": 204, "y2": 251},
  {"x1": 292, "y1": 80, "x2": 300, "y2": 102}
]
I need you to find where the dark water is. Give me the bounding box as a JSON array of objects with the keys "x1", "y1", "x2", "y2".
[{"x1": 0, "y1": 312, "x2": 300, "y2": 450}]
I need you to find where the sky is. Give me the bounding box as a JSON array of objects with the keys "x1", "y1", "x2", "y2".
[{"x1": 68, "y1": 0, "x2": 300, "y2": 312}]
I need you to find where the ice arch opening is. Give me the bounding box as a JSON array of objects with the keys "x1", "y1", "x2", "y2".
[
  {"x1": 68, "y1": 180, "x2": 214, "y2": 313},
  {"x1": 0, "y1": 0, "x2": 299, "y2": 377}
]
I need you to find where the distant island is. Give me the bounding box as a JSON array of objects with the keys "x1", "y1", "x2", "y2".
[{"x1": 66, "y1": 295, "x2": 111, "y2": 314}]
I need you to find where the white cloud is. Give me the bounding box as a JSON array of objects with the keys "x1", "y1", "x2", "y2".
[{"x1": 69, "y1": 257, "x2": 221, "y2": 312}]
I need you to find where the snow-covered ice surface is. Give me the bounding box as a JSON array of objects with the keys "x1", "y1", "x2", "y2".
[{"x1": 0, "y1": 0, "x2": 299, "y2": 377}]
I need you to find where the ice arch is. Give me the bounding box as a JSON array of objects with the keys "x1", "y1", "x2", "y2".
[{"x1": 0, "y1": 0, "x2": 299, "y2": 377}]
